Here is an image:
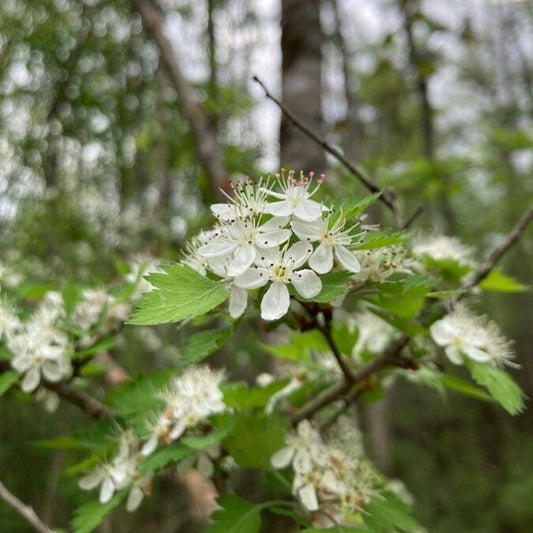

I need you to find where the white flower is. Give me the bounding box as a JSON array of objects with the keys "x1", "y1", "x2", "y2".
[
  {"x1": 430, "y1": 305, "x2": 514, "y2": 366},
  {"x1": 199, "y1": 216, "x2": 290, "y2": 277},
  {"x1": 291, "y1": 215, "x2": 362, "y2": 274},
  {"x1": 0, "y1": 300, "x2": 21, "y2": 340},
  {"x1": 413, "y1": 235, "x2": 474, "y2": 266},
  {"x1": 260, "y1": 170, "x2": 327, "y2": 222},
  {"x1": 72, "y1": 289, "x2": 110, "y2": 330},
  {"x1": 271, "y1": 420, "x2": 322, "y2": 470},
  {"x1": 177, "y1": 444, "x2": 221, "y2": 478},
  {"x1": 211, "y1": 177, "x2": 270, "y2": 221},
  {"x1": 234, "y1": 242, "x2": 322, "y2": 321},
  {"x1": 351, "y1": 311, "x2": 395, "y2": 357}
]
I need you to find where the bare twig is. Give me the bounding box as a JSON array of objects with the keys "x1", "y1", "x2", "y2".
[
  {"x1": 0, "y1": 480, "x2": 55, "y2": 533},
  {"x1": 127, "y1": 0, "x2": 227, "y2": 200},
  {"x1": 252, "y1": 76, "x2": 403, "y2": 227},
  {"x1": 315, "y1": 321, "x2": 354, "y2": 383},
  {"x1": 462, "y1": 204, "x2": 533, "y2": 291},
  {"x1": 402, "y1": 205, "x2": 424, "y2": 229}
]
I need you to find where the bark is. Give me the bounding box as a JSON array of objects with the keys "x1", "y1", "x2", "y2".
[{"x1": 280, "y1": 0, "x2": 325, "y2": 172}]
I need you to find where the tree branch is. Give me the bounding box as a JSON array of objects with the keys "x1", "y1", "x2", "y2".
[
  {"x1": 252, "y1": 76, "x2": 404, "y2": 227},
  {"x1": 462, "y1": 204, "x2": 533, "y2": 291},
  {"x1": 315, "y1": 320, "x2": 354, "y2": 383},
  {"x1": 127, "y1": 0, "x2": 227, "y2": 201},
  {"x1": 0, "y1": 480, "x2": 55, "y2": 533}
]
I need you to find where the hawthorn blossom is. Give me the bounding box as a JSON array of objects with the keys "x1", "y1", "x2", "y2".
[
  {"x1": 430, "y1": 305, "x2": 514, "y2": 366},
  {"x1": 260, "y1": 170, "x2": 327, "y2": 222},
  {"x1": 291, "y1": 215, "x2": 362, "y2": 274},
  {"x1": 234, "y1": 242, "x2": 321, "y2": 321},
  {"x1": 413, "y1": 235, "x2": 474, "y2": 266},
  {"x1": 0, "y1": 299, "x2": 21, "y2": 340},
  {"x1": 72, "y1": 288, "x2": 110, "y2": 330},
  {"x1": 211, "y1": 177, "x2": 270, "y2": 221}
]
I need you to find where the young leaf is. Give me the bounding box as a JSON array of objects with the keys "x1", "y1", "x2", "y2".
[
  {"x1": 221, "y1": 379, "x2": 290, "y2": 409},
  {"x1": 71, "y1": 492, "x2": 125, "y2": 533},
  {"x1": 469, "y1": 363, "x2": 526, "y2": 415},
  {"x1": 0, "y1": 370, "x2": 19, "y2": 396},
  {"x1": 205, "y1": 494, "x2": 261, "y2": 533},
  {"x1": 355, "y1": 231, "x2": 409, "y2": 250},
  {"x1": 223, "y1": 412, "x2": 287, "y2": 468},
  {"x1": 363, "y1": 490, "x2": 422, "y2": 532},
  {"x1": 71, "y1": 335, "x2": 117, "y2": 360},
  {"x1": 339, "y1": 192, "x2": 382, "y2": 219},
  {"x1": 181, "y1": 327, "x2": 232, "y2": 366},
  {"x1": 264, "y1": 329, "x2": 329, "y2": 361},
  {"x1": 129, "y1": 264, "x2": 229, "y2": 325},
  {"x1": 479, "y1": 269, "x2": 529, "y2": 293},
  {"x1": 139, "y1": 443, "x2": 193, "y2": 475}
]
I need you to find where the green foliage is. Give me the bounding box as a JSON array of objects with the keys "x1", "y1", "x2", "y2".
[
  {"x1": 181, "y1": 326, "x2": 233, "y2": 366},
  {"x1": 333, "y1": 192, "x2": 382, "y2": 220},
  {"x1": 223, "y1": 412, "x2": 287, "y2": 468},
  {"x1": 355, "y1": 231, "x2": 410, "y2": 250},
  {"x1": 363, "y1": 490, "x2": 423, "y2": 532},
  {"x1": 71, "y1": 492, "x2": 126, "y2": 533},
  {"x1": 129, "y1": 264, "x2": 229, "y2": 325},
  {"x1": 479, "y1": 269, "x2": 529, "y2": 293},
  {"x1": 302, "y1": 528, "x2": 371, "y2": 533},
  {"x1": 265, "y1": 329, "x2": 329, "y2": 361},
  {"x1": 469, "y1": 363, "x2": 526, "y2": 415},
  {"x1": 222, "y1": 379, "x2": 291, "y2": 409},
  {"x1": 205, "y1": 495, "x2": 261, "y2": 533},
  {"x1": 0, "y1": 371, "x2": 19, "y2": 396},
  {"x1": 139, "y1": 443, "x2": 193, "y2": 475}
]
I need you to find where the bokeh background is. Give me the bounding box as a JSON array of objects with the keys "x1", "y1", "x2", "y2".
[{"x1": 1, "y1": 0, "x2": 532, "y2": 531}]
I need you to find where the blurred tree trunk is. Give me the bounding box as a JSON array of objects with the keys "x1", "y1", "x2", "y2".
[{"x1": 280, "y1": 0, "x2": 325, "y2": 172}]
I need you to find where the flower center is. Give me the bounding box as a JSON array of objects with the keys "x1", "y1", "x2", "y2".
[{"x1": 271, "y1": 264, "x2": 292, "y2": 282}]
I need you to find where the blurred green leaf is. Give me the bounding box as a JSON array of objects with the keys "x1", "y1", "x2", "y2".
[
  {"x1": 479, "y1": 269, "x2": 529, "y2": 293},
  {"x1": 71, "y1": 491, "x2": 126, "y2": 533},
  {"x1": 205, "y1": 495, "x2": 261, "y2": 533}
]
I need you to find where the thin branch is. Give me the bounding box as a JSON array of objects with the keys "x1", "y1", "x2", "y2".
[
  {"x1": 127, "y1": 0, "x2": 227, "y2": 201},
  {"x1": 0, "y1": 480, "x2": 55, "y2": 533},
  {"x1": 402, "y1": 205, "x2": 424, "y2": 229},
  {"x1": 315, "y1": 321, "x2": 354, "y2": 383},
  {"x1": 462, "y1": 204, "x2": 533, "y2": 290},
  {"x1": 252, "y1": 76, "x2": 403, "y2": 227}
]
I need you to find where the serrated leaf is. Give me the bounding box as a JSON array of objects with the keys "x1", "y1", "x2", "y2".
[
  {"x1": 71, "y1": 492, "x2": 125, "y2": 533},
  {"x1": 181, "y1": 414, "x2": 236, "y2": 450},
  {"x1": 139, "y1": 443, "x2": 193, "y2": 475},
  {"x1": 181, "y1": 327, "x2": 232, "y2": 366},
  {"x1": 332, "y1": 322, "x2": 359, "y2": 356},
  {"x1": 129, "y1": 264, "x2": 229, "y2": 325},
  {"x1": 339, "y1": 192, "x2": 382, "y2": 219},
  {"x1": 479, "y1": 269, "x2": 529, "y2": 293},
  {"x1": 221, "y1": 379, "x2": 290, "y2": 409},
  {"x1": 355, "y1": 231, "x2": 409, "y2": 250},
  {"x1": 440, "y1": 374, "x2": 492, "y2": 402},
  {"x1": 264, "y1": 330, "x2": 329, "y2": 361},
  {"x1": 205, "y1": 494, "x2": 261, "y2": 533},
  {"x1": 223, "y1": 412, "x2": 287, "y2": 468},
  {"x1": 469, "y1": 363, "x2": 526, "y2": 415},
  {"x1": 0, "y1": 370, "x2": 19, "y2": 396},
  {"x1": 363, "y1": 490, "x2": 422, "y2": 532}
]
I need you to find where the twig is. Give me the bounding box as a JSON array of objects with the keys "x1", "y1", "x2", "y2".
[
  {"x1": 402, "y1": 205, "x2": 424, "y2": 229},
  {"x1": 252, "y1": 76, "x2": 403, "y2": 227},
  {"x1": 462, "y1": 204, "x2": 533, "y2": 290},
  {"x1": 128, "y1": 0, "x2": 227, "y2": 201},
  {"x1": 316, "y1": 321, "x2": 354, "y2": 383},
  {"x1": 319, "y1": 386, "x2": 363, "y2": 431},
  {"x1": 0, "y1": 480, "x2": 55, "y2": 533}
]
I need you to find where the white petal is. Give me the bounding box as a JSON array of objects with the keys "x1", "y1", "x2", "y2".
[
  {"x1": 291, "y1": 269, "x2": 322, "y2": 299},
  {"x1": 79, "y1": 469, "x2": 104, "y2": 490},
  {"x1": 257, "y1": 228, "x2": 291, "y2": 248},
  {"x1": 99, "y1": 477, "x2": 115, "y2": 504},
  {"x1": 309, "y1": 243, "x2": 334, "y2": 274},
  {"x1": 291, "y1": 218, "x2": 322, "y2": 241},
  {"x1": 141, "y1": 434, "x2": 159, "y2": 457},
  {"x1": 22, "y1": 367, "x2": 40, "y2": 393},
  {"x1": 293, "y1": 200, "x2": 323, "y2": 222},
  {"x1": 234, "y1": 268, "x2": 269, "y2": 289},
  {"x1": 170, "y1": 419, "x2": 187, "y2": 440},
  {"x1": 229, "y1": 286, "x2": 248, "y2": 318},
  {"x1": 42, "y1": 361, "x2": 63, "y2": 382},
  {"x1": 210, "y1": 203, "x2": 236, "y2": 221},
  {"x1": 11, "y1": 354, "x2": 31, "y2": 373},
  {"x1": 286, "y1": 241, "x2": 313, "y2": 269},
  {"x1": 126, "y1": 486, "x2": 144, "y2": 512},
  {"x1": 263, "y1": 200, "x2": 293, "y2": 217},
  {"x1": 261, "y1": 283, "x2": 290, "y2": 321},
  {"x1": 463, "y1": 345, "x2": 491, "y2": 363},
  {"x1": 260, "y1": 216, "x2": 289, "y2": 229},
  {"x1": 430, "y1": 320, "x2": 454, "y2": 346},
  {"x1": 271, "y1": 446, "x2": 294, "y2": 469},
  {"x1": 299, "y1": 483, "x2": 319, "y2": 511},
  {"x1": 228, "y1": 245, "x2": 256, "y2": 277},
  {"x1": 198, "y1": 242, "x2": 236, "y2": 258},
  {"x1": 197, "y1": 452, "x2": 214, "y2": 478},
  {"x1": 335, "y1": 245, "x2": 361, "y2": 273},
  {"x1": 445, "y1": 345, "x2": 463, "y2": 365}
]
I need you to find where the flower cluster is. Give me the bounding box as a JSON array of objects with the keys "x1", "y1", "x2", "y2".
[
  {"x1": 182, "y1": 171, "x2": 364, "y2": 321},
  {"x1": 141, "y1": 366, "x2": 226, "y2": 457},
  {"x1": 271, "y1": 421, "x2": 375, "y2": 516},
  {"x1": 430, "y1": 305, "x2": 515, "y2": 367},
  {"x1": 413, "y1": 235, "x2": 475, "y2": 267},
  {"x1": 79, "y1": 431, "x2": 151, "y2": 512}
]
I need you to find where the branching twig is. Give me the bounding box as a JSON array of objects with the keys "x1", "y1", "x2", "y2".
[
  {"x1": 0, "y1": 480, "x2": 55, "y2": 533},
  {"x1": 315, "y1": 321, "x2": 354, "y2": 383},
  {"x1": 462, "y1": 204, "x2": 533, "y2": 290},
  {"x1": 252, "y1": 76, "x2": 403, "y2": 227}
]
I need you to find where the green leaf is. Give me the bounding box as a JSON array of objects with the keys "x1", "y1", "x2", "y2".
[
  {"x1": 181, "y1": 327, "x2": 232, "y2": 366},
  {"x1": 363, "y1": 490, "x2": 422, "y2": 532},
  {"x1": 71, "y1": 336, "x2": 117, "y2": 360},
  {"x1": 293, "y1": 270, "x2": 352, "y2": 304},
  {"x1": 71, "y1": 491, "x2": 125, "y2": 533},
  {"x1": 338, "y1": 192, "x2": 382, "y2": 219},
  {"x1": 479, "y1": 269, "x2": 529, "y2": 293},
  {"x1": 223, "y1": 412, "x2": 287, "y2": 468},
  {"x1": 332, "y1": 322, "x2": 359, "y2": 356},
  {"x1": 36, "y1": 437, "x2": 100, "y2": 451},
  {"x1": 205, "y1": 495, "x2": 261, "y2": 533},
  {"x1": 469, "y1": 363, "x2": 526, "y2": 415},
  {"x1": 355, "y1": 231, "x2": 409, "y2": 250},
  {"x1": 181, "y1": 414, "x2": 236, "y2": 450},
  {"x1": 129, "y1": 264, "x2": 229, "y2": 325},
  {"x1": 0, "y1": 370, "x2": 19, "y2": 396},
  {"x1": 139, "y1": 443, "x2": 193, "y2": 475},
  {"x1": 221, "y1": 379, "x2": 290, "y2": 409},
  {"x1": 440, "y1": 374, "x2": 492, "y2": 402},
  {"x1": 302, "y1": 528, "x2": 371, "y2": 533},
  {"x1": 264, "y1": 329, "x2": 329, "y2": 361}
]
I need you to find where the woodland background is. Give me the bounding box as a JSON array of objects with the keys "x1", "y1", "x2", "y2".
[{"x1": 1, "y1": 0, "x2": 533, "y2": 531}]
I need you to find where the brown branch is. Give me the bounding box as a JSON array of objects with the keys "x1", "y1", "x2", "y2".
[
  {"x1": 462, "y1": 204, "x2": 533, "y2": 290},
  {"x1": 0, "y1": 480, "x2": 55, "y2": 533},
  {"x1": 315, "y1": 321, "x2": 354, "y2": 383},
  {"x1": 127, "y1": 0, "x2": 227, "y2": 201},
  {"x1": 252, "y1": 76, "x2": 403, "y2": 227}
]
